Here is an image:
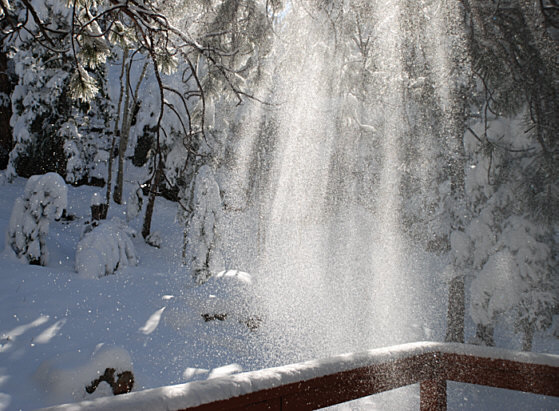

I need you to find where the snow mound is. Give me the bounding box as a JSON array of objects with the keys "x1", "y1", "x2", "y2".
[
  {"x1": 165, "y1": 270, "x2": 261, "y2": 332},
  {"x1": 189, "y1": 270, "x2": 256, "y2": 320},
  {"x1": 207, "y1": 363, "x2": 243, "y2": 379},
  {"x1": 145, "y1": 231, "x2": 162, "y2": 248},
  {"x1": 33, "y1": 344, "x2": 133, "y2": 405},
  {"x1": 75, "y1": 218, "x2": 137, "y2": 278}
]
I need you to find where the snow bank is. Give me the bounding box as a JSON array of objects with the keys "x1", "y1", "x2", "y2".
[
  {"x1": 34, "y1": 344, "x2": 133, "y2": 406},
  {"x1": 75, "y1": 218, "x2": 137, "y2": 278},
  {"x1": 38, "y1": 342, "x2": 559, "y2": 411}
]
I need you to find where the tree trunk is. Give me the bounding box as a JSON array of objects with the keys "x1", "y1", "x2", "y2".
[
  {"x1": 141, "y1": 160, "x2": 163, "y2": 239},
  {"x1": 182, "y1": 229, "x2": 189, "y2": 265},
  {"x1": 105, "y1": 50, "x2": 128, "y2": 211},
  {"x1": 91, "y1": 203, "x2": 109, "y2": 220},
  {"x1": 522, "y1": 325, "x2": 534, "y2": 352},
  {"x1": 104, "y1": 135, "x2": 116, "y2": 217},
  {"x1": 0, "y1": 50, "x2": 13, "y2": 169},
  {"x1": 113, "y1": 60, "x2": 132, "y2": 205},
  {"x1": 445, "y1": 274, "x2": 465, "y2": 343},
  {"x1": 114, "y1": 56, "x2": 148, "y2": 205},
  {"x1": 473, "y1": 323, "x2": 495, "y2": 346}
]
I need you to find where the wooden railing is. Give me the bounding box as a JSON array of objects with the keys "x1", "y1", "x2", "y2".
[
  {"x1": 182, "y1": 344, "x2": 559, "y2": 410},
  {"x1": 43, "y1": 342, "x2": 559, "y2": 411}
]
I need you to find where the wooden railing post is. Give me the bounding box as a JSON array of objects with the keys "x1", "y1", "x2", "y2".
[{"x1": 420, "y1": 378, "x2": 447, "y2": 411}]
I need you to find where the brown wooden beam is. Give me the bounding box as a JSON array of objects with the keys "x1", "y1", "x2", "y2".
[
  {"x1": 441, "y1": 353, "x2": 559, "y2": 397},
  {"x1": 182, "y1": 353, "x2": 440, "y2": 410},
  {"x1": 420, "y1": 379, "x2": 447, "y2": 411}
]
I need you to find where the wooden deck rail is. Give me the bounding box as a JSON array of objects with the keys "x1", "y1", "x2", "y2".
[
  {"x1": 183, "y1": 345, "x2": 559, "y2": 411},
  {"x1": 44, "y1": 342, "x2": 559, "y2": 411}
]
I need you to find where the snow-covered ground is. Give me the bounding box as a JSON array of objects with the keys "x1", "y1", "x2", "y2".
[
  {"x1": 0, "y1": 177, "x2": 262, "y2": 410},
  {"x1": 0, "y1": 177, "x2": 558, "y2": 410}
]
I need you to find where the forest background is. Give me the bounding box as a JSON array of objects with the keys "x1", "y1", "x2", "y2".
[{"x1": 0, "y1": 0, "x2": 558, "y2": 408}]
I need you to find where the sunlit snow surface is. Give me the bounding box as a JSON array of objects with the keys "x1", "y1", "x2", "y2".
[{"x1": 0, "y1": 178, "x2": 558, "y2": 410}]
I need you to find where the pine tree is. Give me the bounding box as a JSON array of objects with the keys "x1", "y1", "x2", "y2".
[
  {"x1": 0, "y1": 48, "x2": 13, "y2": 169},
  {"x1": 4, "y1": 0, "x2": 112, "y2": 184},
  {"x1": 459, "y1": 0, "x2": 559, "y2": 349},
  {"x1": 5, "y1": 0, "x2": 73, "y2": 179}
]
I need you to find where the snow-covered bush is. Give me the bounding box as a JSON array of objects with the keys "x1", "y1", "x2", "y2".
[
  {"x1": 469, "y1": 226, "x2": 557, "y2": 351},
  {"x1": 126, "y1": 187, "x2": 143, "y2": 222},
  {"x1": 501, "y1": 217, "x2": 557, "y2": 350},
  {"x1": 6, "y1": 173, "x2": 67, "y2": 265},
  {"x1": 470, "y1": 251, "x2": 524, "y2": 330},
  {"x1": 193, "y1": 270, "x2": 260, "y2": 326},
  {"x1": 183, "y1": 165, "x2": 224, "y2": 284},
  {"x1": 75, "y1": 218, "x2": 137, "y2": 278},
  {"x1": 164, "y1": 270, "x2": 262, "y2": 362}
]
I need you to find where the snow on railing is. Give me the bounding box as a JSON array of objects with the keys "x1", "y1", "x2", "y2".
[{"x1": 41, "y1": 342, "x2": 559, "y2": 411}]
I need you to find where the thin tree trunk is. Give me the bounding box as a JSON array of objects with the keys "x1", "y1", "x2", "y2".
[
  {"x1": 474, "y1": 323, "x2": 495, "y2": 346},
  {"x1": 182, "y1": 229, "x2": 189, "y2": 265},
  {"x1": 445, "y1": 274, "x2": 465, "y2": 343},
  {"x1": 142, "y1": 159, "x2": 163, "y2": 239},
  {"x1": 114, "y1": 57, "x2": 149, "y2": 205},
  {"x1": 114, "y1": 56, "x2": 132, "y2": 204},
  {"x1": 104, "y1": 136, "x2": 116, "y2": 217},
  {"x1": 105, "y1": 49, "x2": 128, "y2": 210},
  {"x1": 522, "y1": 325, "x2": 534, "y2": 352},
  {"x1": 0, "y1": 50, "x2": 13, "y2": 169}
]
